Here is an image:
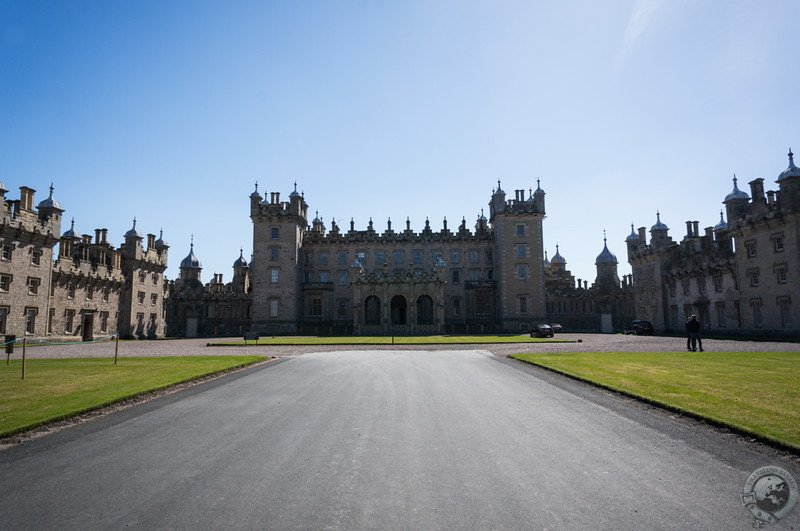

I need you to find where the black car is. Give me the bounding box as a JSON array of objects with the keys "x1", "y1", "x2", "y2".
[
  {"x1": 624, "y1": 320, "x2": 654, "y2": 335},
  {"x1": 530, "y1": 324, "x2": 555, "y2": 338}
]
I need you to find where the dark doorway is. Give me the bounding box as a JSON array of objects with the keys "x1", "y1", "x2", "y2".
[
  {"x1": 390, "y1": 295, "x2": 407, "y2": 325},
  {"x1": 81, "y1": 313, "x2": 94, "y2": 342}
]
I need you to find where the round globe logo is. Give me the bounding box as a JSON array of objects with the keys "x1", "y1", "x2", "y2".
[{"x1": 742, "y1": 466, "x2": 798, "y2": 527}]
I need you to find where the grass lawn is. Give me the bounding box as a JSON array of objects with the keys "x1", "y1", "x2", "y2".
[
  {"x1": 511, "y1": 351, "x2": 800, "y2": 450},
  {"x1": 0, "y1": 356, "x2": 267, "y2": 437},
  {"x1": 221, "y1": 335, "x2": 570, "y2": 346}
]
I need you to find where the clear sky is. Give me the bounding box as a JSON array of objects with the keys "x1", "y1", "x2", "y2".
[{"x1": 2, "y1": 0, "x2": 798, "y2": 285}]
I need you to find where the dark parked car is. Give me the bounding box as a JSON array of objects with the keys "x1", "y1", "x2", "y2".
[
  {"x1": 530, "y1": 324, "x2": 555, "y2": 338},
  {"x1": 624, "y1": 320, "x2": 654, "y2": 335},
  {"x1": 549, "y1": 323, "x2": 563, "y2": 333}
]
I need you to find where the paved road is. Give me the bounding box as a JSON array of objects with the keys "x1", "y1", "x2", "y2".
[{"x1": 2, "y1": 347, "x2": 798, "y2": 530}]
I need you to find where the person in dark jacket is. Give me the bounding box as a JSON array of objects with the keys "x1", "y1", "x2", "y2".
[{"x1": 685, "y1": 314, "x2": 703, "y2": 352}]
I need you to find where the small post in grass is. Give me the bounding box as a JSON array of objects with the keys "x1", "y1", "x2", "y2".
[
  {"x1": 114, "y1": 333, "x2": 120, "y2": 365},
  {"x1": 21, "y1": 337, "x2": 26, "y2": 380}
]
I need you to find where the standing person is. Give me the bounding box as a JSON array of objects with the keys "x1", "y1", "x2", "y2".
[{"x1": 685, "y1": 314, "x2": 703, "y2": 352}]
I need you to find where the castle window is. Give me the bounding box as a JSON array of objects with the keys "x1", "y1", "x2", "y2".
[
  {"x1": 516, "y1": 224, "x2": 525, "y2": 237},
  {"x1": 452, "y1": 270, "x2": 460, "y2": 284},
  {"x1": 713, "y1": 276, "x2": 723, "y2": 292},
  {"x1": 452, "y1": 297, "x2": 461, "y2": 316},
  {"x1": 27, "y1": 277, "x2": 41, "y2": 295},
  {"x1": 338, "y1": 252, "x2": 346, "y2": 265},
  {"x1": 750, "y1": 299, "x2": 763, "y2": 328},
  {"x1": 137, "y1": 291, "x2": 145, "y2": 304},
  {"x1": 103, "y1": 288, "x2": 110, "y2": 302},
  {"x1": 304, "y1": 272, "x2": 312, "y2": 282},
  {"x1": 31, "y1": 250, "x2": 41, "y2": 266},
  {"x1": 309, "y1": 297, "x2": 322, "y2": 317},
  {"x1": 271, "y1": 269, "x2": 280, "y2": 283},
  {"x1": 375, "y1": 252, "x2": 385, "y2": 263},
  {"x1": 0, "y1": 274, "x2": 11, "y2": 292},
  {"x1": 139, "y1": 271, "x2": 146, "y2": 284},
  {"x1": 773, "y1": 234, "x2": 785, "y2": 252},
  {"x1": 271, "y1": 228, "x2": 280, "y2": 240},
  {"x1": 748, "y1": 269, "x2": 759, "y2": 287},
  {"x1": 338, "y1": 271, "x2": 347, "y2": 285},
  {"x1": 269, "y1": 299, "x2": 279, "y2": 318},
  {"x1": 469, "y1": 251, "x2": 479, "y2": 263},
  {"x1": 271, "y1": 248, "x2": 279, "y2": 261},
  {"x1": 517, "y1": 265, "x2": 527, "y2": 280},
  {"x1": 745, "y1": 240, "x2": 756, "y2": 257},
  {"x1": 518, "y1": 295, "x2": 529, "y2": 315},
  {"x1": 151, "y1": 293, "x2": 158, "y2": 306},
  {"x1": 25, "y1": 307, "x2": 37, "y2": 334},
  {"x1": 487, "y1": 270, "x2": 494, "y2": 280},
  {"x1": 779, "y1": 297, "x2": 792, "y2": 328},
  {"x1": 394, "y1": 251, "x2": 404, "y2": 264},
  {"x1": 775, "y1": 265, "x2": 787, "y2": 284},
  {"x1": 67, "y1": 284, "x2": 76, "y2": 299},
  {"x1": 2, "y1": 244, "x2": 13, "y2": 261},
  {"x1": 413, "y1": 251, "x2": 423, "y2": 264},
  {"x1": 152, "y1": 273, "x2": 159, "y2": 285},
  {"x1": 470, "y1": 270, "x2": 479, "y2": 281},
  {"x1": 486, "y1": 250, "x2": 493, "y2": 263},
  {"x1": 65, "y1": 309, "x2": 75, "y2": 333},
  {"x1": 716, "y1": 302, "x2": 726, "y2": 328},
  {"x1": 320, "y1": 253, "x2": 328, "y2": 265},
  {"x1": 0, "y1": 306, "x2": 8, "y2": 334},
  {"x1": 319, "y1": 272, "x2": 328, "y2": 282},
  {"x1": 451, "y1": 251, "x2": 460, "y2": 264},
  {"x1": 696, "y1": 277, "x2": 705, "y2": 294},
  {"x1": 516, "y1": 244, "x2": 526, "y2": 258},
  {"x1": 100, "y1": 311, "x2": 109, "y2": 333},
  {"x1": 337, "y1": 299, "x2": 347, "y2": 318},
  {"x1": 86, "y1": 286, "x2": 94, "y2": 300}
]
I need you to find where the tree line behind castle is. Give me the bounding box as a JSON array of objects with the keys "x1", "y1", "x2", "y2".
[{"x1": 1, "y1": 149, "x2": 797, "y2": 339}]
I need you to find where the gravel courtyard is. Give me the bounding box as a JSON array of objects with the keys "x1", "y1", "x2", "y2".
[{"x1": 18, "y1": 333, "x2": 800, "y2": 360}]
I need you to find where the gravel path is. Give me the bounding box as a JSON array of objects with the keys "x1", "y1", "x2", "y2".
[{"x1": 14, "y1": 333, "x2": 800, "y2": 360}]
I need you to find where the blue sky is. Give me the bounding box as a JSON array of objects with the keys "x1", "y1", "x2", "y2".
[{"x1": 2, "y1": 0, "x2": 798, "y2": 285}]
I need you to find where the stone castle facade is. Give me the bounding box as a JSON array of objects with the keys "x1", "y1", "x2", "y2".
[
  {"x1": 0, "y1": 184, "x2": 168, "y2": 341},
  {"x1": 5, "y1": 148, "x2": 795, "y2": 341},
  {"x1": 626, "y1": 150, "x2": 800, "y2": 337}
]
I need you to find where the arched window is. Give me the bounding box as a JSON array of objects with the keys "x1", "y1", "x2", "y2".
[
  {"x1": 365, "y1": 296, "x2": 381, "y2": 325},
  {"x1": 417, "y1": 295, "x2": 433, "y2": 325}
]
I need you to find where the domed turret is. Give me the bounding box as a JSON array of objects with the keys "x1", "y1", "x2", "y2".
[
  {"x1": 543, "y1": 250, "x2": 551, "y2": 270},
  {"x1": 125, "y1": 218, "x2": 143, "y2": 239},
  {"x1": 37, "y1": 184, "x2": 64, "y2": 211},
  {"x1": 724, "y1": 175, "x2": 750, "y2": 202},
  {"x1": 62, "y1": 218, "x2": 80, "y2": 240},
  {"x1": 233, "y1": 248, "x2": 249, "y2": 268},
  {"x1": 595, "y1": 233, "x2": 618, "y2": 265},
  {"x1": 180, "y1": 241, "x2": 202, "y2": 269},
  {"x1": 625, "y1": 223, "x2": 639, "y2": 242},
  {"x1": 650, "y1": 211, "x2": 669, "y2": 232},
  {"x1": 550, "y1": 245, "x2": 567, "y2": 270},
  {"x1": 778, "y1": 149, "x2": 800, "y2": 182},
  {"x1": 714, "y1": 211, "x2": 727, "y2": 232},
  {"x1": 155, "y1": 229, "x2": 169, "y2": 250}
]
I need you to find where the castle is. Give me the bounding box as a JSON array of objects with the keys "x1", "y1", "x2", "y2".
[
  {"x1": 0, "y1": 184, "x2": 168, "y2": 341},
  {"x1": 167, "y1": 181, "x2": 632, "y2": 337},
  {"x1": 3, "y1": 149, "x2": 797, "y2": 340}
]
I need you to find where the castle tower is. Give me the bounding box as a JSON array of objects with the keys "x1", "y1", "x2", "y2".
[
  {"x1": 594, "y1": 232, "x2": 620, "y2": 294},
  {"x1": 232, "y1": 248, "x2": 250, "y2": 294},
  {"x1": 490, "y1": 180, "x2": 547, "y2": 331},
  {"x1": 250, "y1": 183, "x2": 308, "y2": 334},
  {"x1": 179, "y1": 240, "x2": 203, "y2": 283}
]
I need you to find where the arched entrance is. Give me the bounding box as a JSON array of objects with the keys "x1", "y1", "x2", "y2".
[{"x1": 390, "y1": 295, "x2": 407, "y2": 325}]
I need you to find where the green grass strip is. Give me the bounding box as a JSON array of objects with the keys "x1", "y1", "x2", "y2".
[
  {"x1": 221, "y1": 335, "x2": 570, "y2": 346},
  {"x1": 511, "y1": 351, "x2": 800, "y2": 451},
  {"x1": 0, "y1": 356, "x2": 267, "y2": 437}
]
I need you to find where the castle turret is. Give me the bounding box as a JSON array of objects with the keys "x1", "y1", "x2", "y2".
[
  {"x1": 594, "y1": 232, "x2": 620, "y2": 293},
  {"x1": 723, "y1": 175, "x2": 750, "y2": 222},
  {"x1": 776, "y1": 149, "x2": 800, "y2": 212},
  {"x1": 179, "y1": 240, "x2": 203, "y2": 283}
]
